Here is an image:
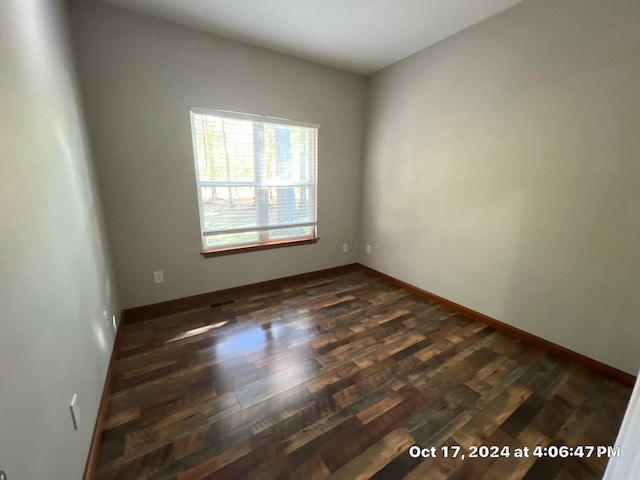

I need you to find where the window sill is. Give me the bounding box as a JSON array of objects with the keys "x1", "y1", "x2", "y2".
[{"x1": 201, "y1": 237, "x2": 318, "y2": 258}]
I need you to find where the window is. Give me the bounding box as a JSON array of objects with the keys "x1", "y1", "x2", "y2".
[{"x1": 189, "y1": 107, "x2": 318, "y2": 255}]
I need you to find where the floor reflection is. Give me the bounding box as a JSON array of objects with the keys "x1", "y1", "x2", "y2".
[
  {"x1": 214, "y1": 325, "x2": 269, "y2": 358},
  {"x1": 165, "y1": 321, "x2": 229, "y2": 343}
]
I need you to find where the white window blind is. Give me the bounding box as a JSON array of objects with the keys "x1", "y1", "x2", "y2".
[{"x1": 189, "y1": 108, "x2": 318, "y2": 250}]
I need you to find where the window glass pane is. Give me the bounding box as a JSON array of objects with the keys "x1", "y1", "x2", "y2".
[
  {"x1": 192, "y1": 114, "x2": 255, "y2": 182},
  {"x1": 204, "y1": 231, "x2": 260, "y2": 249},
  {"x1": 268, "y1": 226, "x2": 314, "y2": 241},
  {"x1": 267, "y1": 186, "x2": 315, "y2": 226},
  {"x1": 201, "y1": 186, "x2": 257, "y2": 231},
  {"x1": 263, "y1": 123, "x2": 315, "y2": 184}
]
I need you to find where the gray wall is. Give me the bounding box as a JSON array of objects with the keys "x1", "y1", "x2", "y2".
[
  {"x1": 362, "y1": 0, "x2": 640, "y2": 375},
  {"x1": 68, "y1": 0, "x2": 367, "y2": 309},
  {"x1": 0, "y1": 0, "x2": 120, "y2": 478}
]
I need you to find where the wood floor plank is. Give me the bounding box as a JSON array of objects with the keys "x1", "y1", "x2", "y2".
[
  {"x1": 92, "y1": 269, "x2": 632, "y2": 479},
  {"x1": 328, "y1": 427, "x2": 414, "y2": 480}
]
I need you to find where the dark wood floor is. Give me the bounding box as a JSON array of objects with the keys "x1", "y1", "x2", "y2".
[{"x1": 93, "y1": 269, "x2": 631, "y2": 479}]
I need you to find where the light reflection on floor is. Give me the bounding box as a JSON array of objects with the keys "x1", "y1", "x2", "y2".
[
  {"x1": 166, "y1": 321, "x2": 228, "y2": 343},
  {"x1": 214, "y1": 325, "x2": 270, "y2": 358},
  {"x1": 164, "y1": 314, "x2": 315, "y2": 393},
  {"x1": 264, "y1": 315, "x2": 314, "y2": 339}
]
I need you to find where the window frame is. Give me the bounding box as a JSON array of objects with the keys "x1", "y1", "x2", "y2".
[{"x1": 189, "y1": 107, "x2": 320, "y2": 256}]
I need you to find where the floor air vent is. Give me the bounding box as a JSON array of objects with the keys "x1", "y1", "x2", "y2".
[{"x1": 210, "y1": 299, "x2": 234, "y2": 308}]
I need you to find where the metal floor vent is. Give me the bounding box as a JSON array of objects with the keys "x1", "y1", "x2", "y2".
[{"x1": 210, "y1": 299, "x2": 234, "y2": 308}]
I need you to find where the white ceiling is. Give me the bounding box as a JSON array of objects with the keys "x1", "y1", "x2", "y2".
[{"x1": 100, "y1": 0, "x2": 522, "y2": 75}]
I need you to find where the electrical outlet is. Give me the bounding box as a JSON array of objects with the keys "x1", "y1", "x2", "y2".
[
  {"x1": 153, "y1": 271, "x2": 164, "y2": 284},
  {"x1": 342, "y1": 243, "x2": 349, "y2": 253},
  {"x1": 366, "y1": 244, "x2": 372, "y2": 254},
  {"x1": 69, "y1": 394, "x2": 81, "y2": 430}
]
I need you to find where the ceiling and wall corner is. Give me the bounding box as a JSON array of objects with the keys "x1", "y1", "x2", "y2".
[{"x1": 97, "y1": 0, "x2": 523, "y2": 75}]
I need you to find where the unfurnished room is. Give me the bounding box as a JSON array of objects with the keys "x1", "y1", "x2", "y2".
[{"x1": 1, "y1": 0, "x2": 640, "y2": 479}]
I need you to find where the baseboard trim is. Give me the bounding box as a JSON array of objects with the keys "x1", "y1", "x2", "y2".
[
  {"x1": 124, "y1": 263, "x2": 360, "y2": 323},
  {"x1": 358, "y1": 264, "x2": 636, "y2": 387},
  {"x1": 83, "y1": 311, "x2": 127, "y2": 480}
]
